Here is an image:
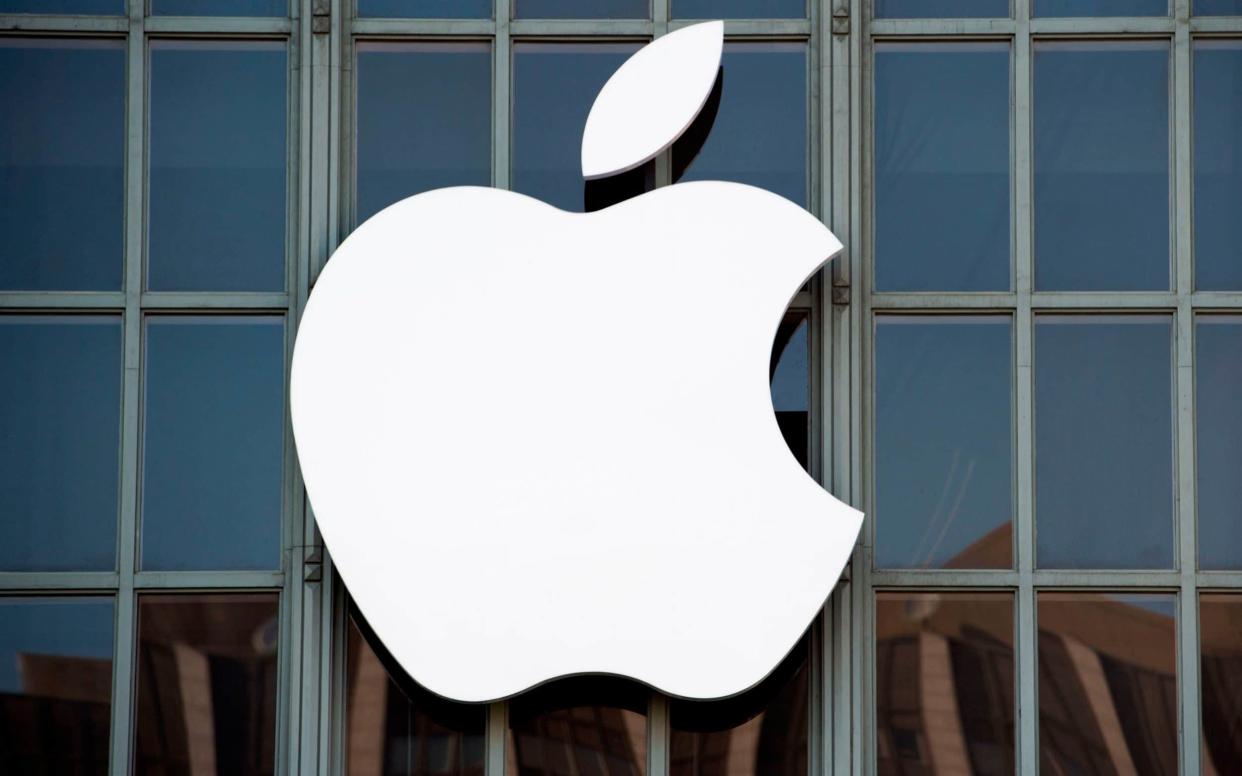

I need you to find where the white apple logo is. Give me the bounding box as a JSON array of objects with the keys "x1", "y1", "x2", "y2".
[{"x1": 291, "y1": 21, "x2": 862, "y2": 703}]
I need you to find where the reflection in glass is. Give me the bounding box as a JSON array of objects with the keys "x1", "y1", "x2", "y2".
[
  {"x1": 359, "y1": 0, "x2": 490, "y2": 16},
  {"x1": 1197, "y1": 0, "x2": 1242, "y2": 12},
  {"x1": 134, "y1": 594, "x2": 279, "y2": 776},
  {"x1": 1037, "y1": 593, "x2": 1177, "y2": 775},
  {"x1": 0, "y1": 317, "x2": 121, "y2": 571},
  {"x1": 874, "y1": 0, "x2": 1008, "y2": 17},
  {"x1": 874, "y1": 43, "x2": 1010, "y2": 292},
  {"x1": 875, "y1": 317, "x2": 1013, "y2": 569},
  {"x1": 771, "y1": 312, "x2": 810, "y2": 471},
  {"x1": 513, "y1": 43, "x2": 640, "y2": 212},
  {"x1": 669, "y1": 638, "x2": 808, "y2": 776},
  {"x1": 152, "y1": 0, "x2": 285, "y2": 14},
  {"x1": 1200, "y1": 594, "x2": 1242, "y2": 773},
  {"x1": 0, "y1": 597, "x2": 113, "y2": 775},
  {"x1": 1035, "y1": 0, "x2": 1166, "y2": 15},
  {"x1": 672, "y1": 0, "x2": 803, "y2": 18},
  {"x1": 346, "y1": 609, "x2": 485, "y2": 776},
  {"x1": 1034, "y1": 317, "x2": 1172, "y2": 569},
  {"x1": 142, "y1": 318, "x2": 285, "y2": 571},
  {"x1": 1193, "y1": 41, "x2": 1242, "y2": 290},
  {"x1": 1034, "y1": 42, "x2": 1169, "y2": 291},
  {"x1": 356, "y1": 42, "x2": 492, "y2": 225},
  {"x1": 507, "y1": 677, "x2": 647, "y2": 776},
  {"x1": 148, "y1": 41, "x2": 287, "y2": 292},
  {"x1": 516, "y1": 0, "x2": 647, "y2": 18},
  {"x1": 875, "y1": 592, "x2": 1014, "y2": 776},
  {"x1": 0, "y1": 0, "x2": 120, "y2": 12},
  {"x1": 1195, "y1": 318, "x2": 1242, "y2": 569},
  {"x1": 674, "y1": 43, "x2": 807, "y2": 206},
  {"x1": 0, "y1": 39, "x2": 124, "y2": 291}
]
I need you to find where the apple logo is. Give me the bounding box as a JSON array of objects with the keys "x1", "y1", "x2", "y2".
[{"x1": 290, "y1": 20, "x2": 862, "y2": 703}]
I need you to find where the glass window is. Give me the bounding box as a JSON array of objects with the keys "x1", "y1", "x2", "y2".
[
  {"x1": 875, "y1": 592, "x2": 1015, "y2": 776},
  {"x1": 1200, "y1": 594, "x2": 1242, "y2": 773},
  {"x1": 356, "y1": 42, "x2": 492, "y2": 225},
  {"x1": 672, "y1": 0, "x2": 804, "y2": 18},
  {"x1": 874, "y1": 0, "x2": 1009, "y2": 17},
  {"x1": 0, "y1": 39, "x2": 124, "y2": 291},
  {"x1": 0, "y1": 0, "x2": 121, "y2": 12},
  {"x1": 134, "y1": 594, "x2": 279, "y2": 776},
  {"x1": 148, "y1": 40, "x2": 287, "y2": 292},
  {"x1": 1035, "y1": 0, "x2": 1166, "y2": 15},
  {"x1": 771, "y1": 312, "x2": 810, "y2": 470},
  {"x1": 669, "y1": 638, "x2": 808, "y2": 776},
  {"x1": 1193, "y1": 41, "x2": 1242, "y2": 290},
  {"x1": 1195, "y1": 317, "x2": 1242, "y2": 569},
  {"x1": 141, "y1": 317, "x2": 285, "y2": 571},
  {"x1": 1034, "y1": 316, "x2": 1173, "y2": 569},
  {"x1": 516, "y1": 0, "x2": 647, "y2": 18},
  {"x1": 513, "y1": 43, "x2": 641, "y2": 213},
  {"x1": 1037, "y1": 593, "x2": 1177, "y2": 775},
  {"x1": 1196, "y1": 0, "x2": 1242, "y2": 12},
  {"x1": 1033, "y1": 42, "x2": 1169, "y2": 291},
  {"x1": 0, "y1": 317, "x2": 121, "y2": 572},
  {"x1": 151, "y1": 0, "x2": 286, "y2": 14},
  {"x1": 346, "y1": 608, "x2": 486, "y2": 776},
  {"x1": 359, "y1": 0, "x2": 490, "y2": 15},
  {"x1": 875, "y1": 317, "x2": 1013, "y2": 569},
  {"x1": 0, "y1": 597, "x2": 114, "y2": 775},
  {"x1": 507, "y1": 678, "x2": 647, "y2": 776},
  {"x1": 674, "y1": 43, "x2": 807, "y2": 207},
  {"x1": 874, "y1": 43, "x2": 1010, "y2": 292}
]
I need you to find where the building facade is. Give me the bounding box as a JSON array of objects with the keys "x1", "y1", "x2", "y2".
[{"x1": 1, "y1": 1, "x2": 1242, "y2": 775}]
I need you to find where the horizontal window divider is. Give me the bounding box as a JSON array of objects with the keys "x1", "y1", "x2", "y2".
[
  {"x1": 791, "y1": 290, "x2": 813, "y2": 308},
  {"x1": 510, "y1": 19, "x2": 654, "y2": 37},
  {"x1": 0, "y1": 571, "x2": 120, "y2": 590},
  {"x1": 133, "y1": 570, "x2": 283, "y2": 589},
  {"x1": 1190, "y1": 17, "x2": 1242, "y2": 34},
  {"x1": 868, "y1": 18, "x2": 1016, "y2": 37},
  {"x1": 1031, "y1": 569, "x2": 1182, "y2": 587},
  {"x1": 0, "y1": 291, "x2": 126, "y2": 309},
  {"x1": 350, "y1": 18, "x2": 497, "y2": 37},
  {"x1": 672, "y1": 19, "x2": 812, "y2": 36},
  {"x1": 1190, "y1": 291, "x2": 1242, "y2": 308},
  {"x1": 1029, "y1": 17, "x2": 1175, "y2": 36},
  {"x1": 143, "y1": 16, "x2": 293, "y2": 36},
  {"x1": 0, "y1": 15, "x2": 128, "y2": 33},
  {"x1": 870, "y1": 570, "x2": 1019, "y2": 587},
  {"x1": 869, "y1": 293, "x2": 1016, "y2": 310},
  {"x1": 140, "y1": 291, "x2": 290, "y2": 309},
  {"x1": 1030, "y1": 292, "x2": 1179, "y2": 308},
  {"x1": 1196, "y1": 571, "x2": 1242, "y2": 588}
]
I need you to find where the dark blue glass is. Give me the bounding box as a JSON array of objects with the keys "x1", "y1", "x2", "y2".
[
  {"x1": 1036, "y1": 0, "x2": 1166, "y2": 14},
  {"x1": 1195, "y1": 319, "x2": 1242, "y2": 569},
  {"x1": 875, "y1": 317, "x2": 1013, "y2": 569},
  {"x1": 152, "y1": 0, "x2": 286, "y2": 15},
  {"x1": 0, "y1": 0, "x2": 121, "y2": 11},
  {"x1": 0, "y1": 318, "x2": 121, "y2": 571},
  {"x1": 0, "y1": 598, "x2": 114, "y2": 775},
  {"x1": 1196, "y1": 0, "x2": 1242, "y2": 12},
  {"x1": 874, "y1": 0, "x2": 1009, "y2": 17},
  {"x1": 142, "y1": 318, "x2": 285, "y2": 571},
  {"x1": 148, "y1": 41, "x2": 287, "y2": 291},
  {"x1": 513, "y1": 43, "x2": 640, "y2": 212},
  {"x1": 1035, "y1": 317, "x2": 1173, "y2": 569},
  {"x1": 356, "y1": 42, "x2": 492, "y2": 225},
  {"x1": 875, "y1": 43, "x2": 1010, "y2": 292},
  {"x1": 1034, "y1": 42, "x2": 1169, "y2": 291},
  {"x1": 516, "y1": 0, "x2": 647, "y2": 17},
  {"x1": 673, "y1": 0, "x2": 803, "y2": 18},
  {"x1": 0, "y1": 39, "x2": 124, "y2": 291},
  {"x1": 1194, "y1": 42, "x2": 1242, "y2": 290},
  {"x1": 676, "y1": 43, "x2": 807, "y2": 206},
  {"x1": 358, "y1": 0, "x2": 491, "y2": 16},
  {"x1": 771, "y1": 313, "x2": 810, "y2": 470}
]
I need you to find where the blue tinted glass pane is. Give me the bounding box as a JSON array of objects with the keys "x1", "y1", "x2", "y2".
[
  {"x1": 1194, "y1": 42, "x2": 1242, "y2": 289},
  {"x1": 0, "y1": 318, "x2": 120, "y2": 572},
  {"x1": 0, "y1": 40, "x2": 124, "y2": 291},
  {"x1": 1035, "y1": 0, "x2": 1165, "y2": 14},
  {"x1": 152, "y1": 0, "x2": 286, "y2": 15},
  {"x1": 1196, "y1": 0, "x2": 1242, "y2": 12},
  {"x1": 0, "y1": 0, "x2": 121, "y2": 11},
  {"x1": 1034, "y1": 42, "x2": 1169, "y2": 291},
  {"x1": 516, "y1": 0, "x2": 646, "y2": 17},
  {"x1": 1035, "y1": 317, "x2": 1173, "y2": 569},
  {"x1": 673, "y1": 0, "x2": 802, "y2": 17},
  {"x1": 875, "y1": 317, "x2": 1013, "y2": 569},
  {"x1": 356, "y1": 42, "x2": 492, "y2": 225},
  {"x1": 148, "y1": 42, "x2": 287, "y2": 292},
  {"x1": 0, "y1": 598, "x2": 113, "y2": 774},
  {"x1": 874, "y1": 0, "x2": 1008, "y2": 17},
  {"x1": 142, "y1": 318, "x2": 284, "y2": 570},
  {"x1": 771, "y1": 313, "x2": 810, "y2": 470},
  {"x1": 513, "y1": 43, "x2": 640, "y2": 212},
  {"x1": 875, "y1": 43, "x2": 1010, "y2": 292},
  {"x1": 1195, "y1": 319, "x2": 1242, "y2": 569},
  {"x1": 676, "y1": 43, "x2": 807, "y2": 206},
  {"x1": 358, "y1": 0, "x2": 490, "y2": 16}
]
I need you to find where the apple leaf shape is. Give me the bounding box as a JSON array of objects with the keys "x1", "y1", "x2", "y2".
[{"x1": 581, "y1": 21, "x2": 723, "y2": 180}]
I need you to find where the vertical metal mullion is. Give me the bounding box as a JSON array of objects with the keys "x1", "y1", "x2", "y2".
[
  {"x1": 845, "y1": 1, "x2": 863, "y2": 774},
  {"x1": 486, "y1": 700, "x2": 508, "y2": 776},
  {"x1": 647, "y1": 693, "x2": 669, "y2": 776}
]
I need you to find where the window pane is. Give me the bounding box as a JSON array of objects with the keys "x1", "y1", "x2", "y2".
[
  {"x1": 507, "y1": 678, "x2": 647, "y2": 776},
  {"x1": 674, "y1": 43, "x2": 807, "y2": 207},
  {"x1": 1193, "y1": 41, "x2": 1242, "y2": 290},
  {"x1": 356, "y1": 42, "x2": 492, "y2": 225},
  {"x1": 346, "y1": 609, "x2": 486, "y2": 776},
  {"x1": 669, "y1": 638, "x2": 808, "y2": 776},
  {"x1": 0, "y1": 0, "x2": 121, "y2": 11},
  {"x1": 672, "y1": 0, "x2": 803, "y2": 18},
  {"x1": 359, "y1": 0, "x2": 490, "y2": 16},
  {"x1": 1200, "y1": 594, "x2": 1242, "y2": 773},
  {"x1": 142, "y1": 318, "x2": 284, "y2": 571},
  {"x1": 152, "y1": 0, "x2": 285, "y2": 14},
  {"x1": 874, "y1": 0, "x2": 1009, "y2": 17},
  {"x1": 874, "y1": 43, "x2": 1010, "y2": 292},
  {"x1": 1034, "y1": 317, "x2": 1173, "y2": 569},
  {"x1": 1035, "y1": 0, "x2": 1166, "y2": 15},
  {"x1": 0, "y1": 317, "x2": 120, "y2": 571},
  {"x1": 148, "y1": 41, "x2": 287, "y2": 292},
  {"x1": 876, "y1": 592, "x2": 1015, "y2": 776},
  {"x1": 0, "y1": 39, "x2": 124, "y2": 291},
  {"x1": 134, "y1": 594, "x2": 279, "y2": 776},
  {"x1": 771, "y1": 312, "x2": 809, "y2": 470},
  {"x1": 513, "y1": 43, "x2": 641, "y2": 212},
  {"x1": 1195, "y1": 318, "x2": 1242, "y2": 569},
  {"x1": 875, "y1": 317, "x2": 1013, "y2": 569},
  {"x1": 1037, "y1": 593, "x2": 1177, "y2": 775},
  {"x1": 1034, "y1": 42, "x2": 1169, "y2": 291},
  {"x1": 516, "y1": 0, "x2": 647, "y2": 18},
  {"x1": 1196, "y1": 0, "x2": 1242, "y2": 12}
]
